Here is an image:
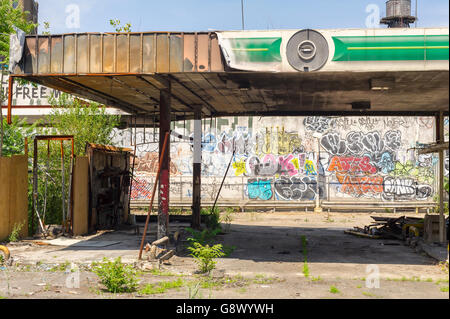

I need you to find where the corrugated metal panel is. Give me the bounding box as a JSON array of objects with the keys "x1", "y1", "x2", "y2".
[{"x1": 17, "y1": 32, "x2": 223, "y2": 75}]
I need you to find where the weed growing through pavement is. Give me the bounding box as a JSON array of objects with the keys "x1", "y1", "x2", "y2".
[
  {"x1": 435, "y1": 278, "x2": 449, "y2": 285},
  {"x1": 187, "y1": 282, "x2": 202, "y2": 299},
  {"x1": 222, "y1": 208, "x2": 234, "y2": 233},
  {"x1": 139, "y1": 278, "x2": 185, "y2": 295},
  {"x1": 362, "y1": 291, "x2": 377, "y2": 297},
  {"x1": 329, "y1": 286, "x2": 340, "y2": 294},
  {"x1": 91, "y1": 257, "x2": 140, "y2": 293},
  {"x1": 301, "y1": 235, "x2": 309, "y2": 278},
  {"x1": 187, "y1": 242, "x2": 226, "y2": 274}
]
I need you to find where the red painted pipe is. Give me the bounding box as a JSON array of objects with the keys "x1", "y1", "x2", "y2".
[{"x1": 7, "y1": 76, "x2": 13, "y2": 124}]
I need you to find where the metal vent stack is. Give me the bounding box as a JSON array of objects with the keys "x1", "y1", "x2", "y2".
[{"x1": 380, "y1": 0, "x2": 417, "y2": 28}]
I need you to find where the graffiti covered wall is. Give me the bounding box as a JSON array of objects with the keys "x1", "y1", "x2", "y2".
[{"x1": 114, "y1": 116, "x2": 449, "y2": 204}]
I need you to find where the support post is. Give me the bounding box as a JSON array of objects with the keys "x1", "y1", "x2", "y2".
[
  {"x1": 7, "y1": 76, "x2": 13, "y2": 125},
  {"x1": 158, "y1": 84, "x2": 171, "y2": 239},
  {"x1": 192, "y1": 106, "x2": 202, "y2": 229},
  {"x1": 313, "y1": 134, "x2": 323, "y2": 213},
  {"x1": 436, "y1": 111, "x2": 446, "y2": 243}
]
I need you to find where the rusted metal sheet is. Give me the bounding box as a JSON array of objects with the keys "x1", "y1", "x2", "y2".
[{"x1": 17, "y1": 32, "x2": 223, "y2": 75}]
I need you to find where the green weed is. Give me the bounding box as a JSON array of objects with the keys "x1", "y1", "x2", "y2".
[
  {"x1": 329, "y1": 286, "x2": 340, "y2": 294},
  {"x1": 139, "y1": 278, "x2": 185, "y2": 295},
  {"x1": 91, "y1": 257, "x2": 140, "y2": 293},
  {"x1": 8, "y1": 222, "x2": 24, "y2": 243},
  {"x1": 188, "y1": 242, "x2": 225, "y2": 274}
]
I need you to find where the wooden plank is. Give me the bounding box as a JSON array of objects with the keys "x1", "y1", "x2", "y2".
[
  {"x1": 72, "y1": 156, "x2": 89, "y2": 236},
  {"x1": 0, "y1": 157, "x2": 11, "y2": 240}
]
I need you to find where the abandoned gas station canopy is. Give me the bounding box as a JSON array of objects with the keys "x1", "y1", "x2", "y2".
[{"x1": 9, "y1": 27, "x2": 450, "y2": 120}]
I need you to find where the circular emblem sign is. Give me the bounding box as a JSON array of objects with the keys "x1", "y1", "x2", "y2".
[{"x1": 286, "y1": 29, "x2": 329, "y2": 72}]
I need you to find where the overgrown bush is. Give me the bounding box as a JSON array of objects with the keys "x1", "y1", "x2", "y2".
[
  {"x1": 92, "y1": 257, "x2": 140, "y2": 293},
  {"x1": 47, "y1": 94, "x2": 121, "y2": 156},
  {"x1": 187, "y1": 242, "x2": 225, "y2": 274},
  {"x1": 1, "y1": 116, "x2": 38, "y2": 157},
  {"x1": 25, "y1": 94, "x2": 122, "y2": 234}
]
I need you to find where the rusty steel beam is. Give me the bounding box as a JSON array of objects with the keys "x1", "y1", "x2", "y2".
[
  {"x1": 158, "y1": 84, "x2": 171, "y2": 239},
  {"x1": 136, "y1": 75, "x2": 194, "y2": 111},
  {"x1": 18, "y1": 32, "x2": 223, "y2": 75},
  {"x1": 109, "y1": 76, "x2": 159, "y2": 106},
  {"x1": 168, "y1": 74, "x2": 216, "y2": 115},
  {"x1": 57, "y1": 76, "x2": 146, "y2": 114}
]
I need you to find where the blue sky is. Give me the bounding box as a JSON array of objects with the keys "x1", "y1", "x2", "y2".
[{"x1": 37, "y1": 0, "x2": 449, "y2": 34}]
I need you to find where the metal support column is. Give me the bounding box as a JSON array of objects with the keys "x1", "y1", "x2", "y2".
[
  {"x1": 7, "y1": 76, "x2": 13, "y2": 124},
  {"x1": 158, "y1": 84, "x2": 171, "y2": 239},
  {"x1": 436, "y1": 111, "x2": 446, "y2": 243},
  {"x1": 192, "y1": 106, "x2": 202, "y2": 229}
]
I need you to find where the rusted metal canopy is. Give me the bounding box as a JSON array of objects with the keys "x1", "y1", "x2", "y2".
[{"x1": 10, "y1": 30, "x2": 450, "y2": 120}]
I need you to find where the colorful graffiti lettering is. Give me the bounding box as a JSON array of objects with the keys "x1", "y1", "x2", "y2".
[
  {"x1": 335, "y1": 174, "x2": 384, "y2": 197},
  {"x1": 232, "y1": 158, "x2": 247, "y2": 176},
  {"x1": 383, "y1": 177, "x2": 433, "y2": 201},
  {"x1": 116, "y1": 116, "x2": 447, "y2": 203},
  {"x1": 328, "y1": 156, "x2": 377, "y2": 174},
  {"x1": 135, "y1": 152, "x2": 180, "y2": 176},
  {"x1": 274, "y1": 176, "x2": 318, "y2": 200},
  {"x1": 247, "y1": 178, "x2": 273, "y2": 201}
]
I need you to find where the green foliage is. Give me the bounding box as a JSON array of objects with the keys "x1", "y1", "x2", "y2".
[
  {"x1": 139, "y1": 278, "x2": 184, "y2": 295},
  {"x1": 7, "y1": 222, "x2": 24, "y2": 242},
  {"x1": 92, "y1": 257, "x2": 140, "y2": 293},
  {"x1": 202, "y1": 207, "x2": 221, "y2": 231},
  {"x1": 329, "y1": 286, "x2": 340, "y2": 294},
  {"x1": 1, "y1": 116, "x2": 37, "y2": 156},
  {"x1": 302, "y1": 261, "x2": 310, "y2": 278},
  {"x1": 187, "y1": 242, "x2": 225, "y2": 274},
  {"x1": 222, "y1": 208, "x2": 234, "y2": 232},
  {"x1": 185, "y1": 227, "x2": 235, "y2": 259},
  {"x1": 187, "y1": 282, "x2": 202, "y2": 299},
  {"x1": 21, "y1": 95, "x2": 121, "y2": 234},
  {"x1": 301, "y1": 235, "x2": 309, "y2": 278},
  {"x1": 47, "y1": 94, "x2": 121, "y2": 156},
  {"x1": 185, "y1": 227, "x2": 221, "y2": 246},
  {"x1": 0, "y1": 0, "x2": 37, "y2": 67},
  {"x1": 41, "y1": 21, "x2": 50, "y2": 35},
  {"x1": 109, "y1": 19, "x2": 132, "y2": 33}
]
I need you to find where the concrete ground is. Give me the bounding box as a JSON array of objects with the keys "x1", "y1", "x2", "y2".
[{"x1": 0, "y1": 212, "x2": 448, "y2": 299}]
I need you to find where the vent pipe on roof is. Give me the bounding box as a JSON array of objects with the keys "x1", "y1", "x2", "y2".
[{"x1": 380, "y1": 0, "x2": 417, "y2": 28}]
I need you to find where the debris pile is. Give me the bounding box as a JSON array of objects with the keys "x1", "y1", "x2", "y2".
[
  {"x1": 143, "y1": 235, "x2": 176, "y2": 265},
  {"x1": 345, "y1": 216, "x2": 424, "y2": 241}
]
